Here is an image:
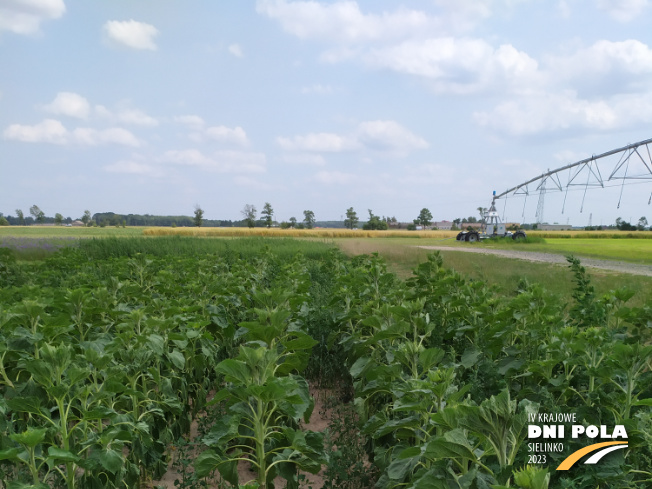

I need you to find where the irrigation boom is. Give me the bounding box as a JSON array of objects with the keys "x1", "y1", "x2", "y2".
[{"x1": 494, "y1": 137, "x2": 652, "y2": 201}]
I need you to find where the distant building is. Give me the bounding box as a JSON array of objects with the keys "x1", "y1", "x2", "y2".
[
  {"x1": 433, "y1": 220, "x2": 452, "y2": 230},
  {"x1": 539, "y1": 224, "x2": 572, "y2": 231},
  {"x1": 71, "y1": 220, "x2": 85, "y2": 227}
]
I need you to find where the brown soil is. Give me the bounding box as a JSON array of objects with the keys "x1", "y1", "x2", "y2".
[{"x1": 152, "y1": 384, "x2": 337, "y2": 489}]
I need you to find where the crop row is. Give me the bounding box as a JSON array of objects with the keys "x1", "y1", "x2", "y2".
[{"x1": 0, "y1": 241, "x2": 651, "y2": 489}]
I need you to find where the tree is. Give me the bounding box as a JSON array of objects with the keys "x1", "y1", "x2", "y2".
[
  {"x1": 30, "y1": 205, "x2": 45, "y2": 223},
  {"x1": 303, "y1": 210, "x2": 315, "y2": 229},
  {"x1": 363, "y1": 209, "x2": 388, "y2": 230},
  {"x1": 261, "y1": 202, "x2": 274, "y2": 228},
  {"x1": 193, "y1": 205, "x2": 204, "y2": 227},
  {"x1": 242, "y1": 204, "x2": 257, "y2": 228},
  {"x1": 54, "y1": 213, "x2": 63, "y2": 226},
  {"x1": 415, "y1": 208, "x2": 433, "y2": 229},
  {"x1": 16, "y1": 209, "x2": 25, "y2": 225},
  {"x1": 81, "y1": 210, "x2": 91, "y2": 227},
  {"x1": 478, "y1": 207, "x2": 488, "y2": 224},
  {"x1": 638, "y1": 216, "x2": 648, "y2": 231},
  {"x1": 616, "y1": 217, "x2": 636, "y2": 231},
  {"x1": 0, "y1": 215, "x2": 8, "y2": 226},
  {"x1": 289, "y1": 217, "x2": 297, "y2": 228},
  {"x1": 344, "y1": 207, "x2": 359, "y2": 229}
]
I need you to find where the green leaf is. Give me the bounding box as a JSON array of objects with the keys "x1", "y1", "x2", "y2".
[
  {"x1": 47, "y1": 446, "x2": 80, "y2": 463},
  {"x1": 0, "y1": 448, "x2": 21, "y2": 461},
  {"x1": 10, "y1": 428, "x2": 47, "y2": 448},
  {"x1": 420, "y1": 347, "x2": 445, "y2": 371},
  {"x1": 349, "y1": 356, "x2": 371, "y2": 378},
  {"x1": 167, "y1": 349, "x2": 185, "y2": 370},
  {"x1": 202, "y1": 415, "x2": 239, "y2": 446},
  {"x1": 216, "y1": 358, "x2": 250, "y2": 384},
  {"x1": 387, "y1": 455, "x2": 418, "y2": 480},
  {"x1": 460, "y1": 348, "x2": 482, "y2": 369},
  {"x1": 99, "y1": 448, "x2": 123, "y2": 474}
]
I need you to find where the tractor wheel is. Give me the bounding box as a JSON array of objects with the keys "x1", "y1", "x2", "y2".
[
  {"x1": 512, "y1": 231, "x2": 526, "y2": 241},
  {"x1": 465, "y1": 232, "x2": 479, "y2": 242},
  {"x1": 456, "y1": 232, "x2": 465, "y2": 241}
]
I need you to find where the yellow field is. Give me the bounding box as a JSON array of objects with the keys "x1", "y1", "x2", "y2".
[{"x1": 142, "y1": 227, "x2": 461, "y2": 239}]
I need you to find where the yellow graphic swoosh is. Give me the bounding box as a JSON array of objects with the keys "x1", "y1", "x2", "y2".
[{"x1": 557, "y1": 441, "x2": 628, "y2": 470}]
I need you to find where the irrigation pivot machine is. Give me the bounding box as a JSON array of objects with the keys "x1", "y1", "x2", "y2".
[
  {"x1": 456, "y1": 192, "x2": 527, "y2": 242},
  {"x1": 456, "y1": 137, "x2": 652, "y2": 243}
]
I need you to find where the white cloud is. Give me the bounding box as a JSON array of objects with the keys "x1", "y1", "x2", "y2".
[
  {"x1": 175, "y1": 115, "x2": 205, "y2": 128},
  {"x1": 278, "y1": 120, "x2": 427, "y2": 154},
  {"x1": 95, "y1": 105, "x2": 158, "y2": 126},
  {"x1": 473, "y1": 91, "x2": 652, "y2": 136},
  {"x1": 256, "y1": 0, "x2": 438, "y2": 42},
  {"x1": 313, "y1": 170, "x2": 357, "y2": 185},
  {"x1": 277, "y1": 132, "x2": 357, "y2": 152},
  {"x1": 557, "y1": 0, "x2": 572, "y2": 18},
  {"x1": 280, "y1": 153, "x2": 326, "y2": 166},
  {"x1": 44, "y1": 92, "x2": 90, "y2": 119},
  {"x1": 103, "y1": 19, "x2": 159, "y2": 50},
  {"x1": 545, "y1": 40, "x2": 652, "y2": 82},
  {"x1": 233, "y1": 176, "x2": 275, "y2": 189},
  {"x1": 366, "y1": 38, "x2": 541, "y2": 95},
  {"x1": 3, "y1": 118, "x2": 67, "y2": 144},
  {"x1": 3, "y1": 118, "x2": 140, "y2": 146},
  {"x1": 228, "y1": 43, "x2": 243, "y2": 57},
  {"x1": 397, "y1": 163, "x2": 455, "y2": 186},
  {"x1": 301, "y1": 84, "x2": 334, "y2": 94},
  {"x1": 596, "y1": 0, "x2": 649, "y2": 22},
  {"x1": 356, "y1": 120, "x2": 428, "y2": 152},
  {"x1": 0, "y1": 0, "x2": 65, "y2": 34},
  {"x1": 72, "y1": 127, "x2": 140, "y2": 146},
  {"x1": 161, "y1": 149, "x2": 266, "y2": 173},
  {"x1": 205, "y1": 125, "x2": 248, "y2": 145},
  {"x1": 104, "y1": 160, "x2": 164, "y2": 177}
]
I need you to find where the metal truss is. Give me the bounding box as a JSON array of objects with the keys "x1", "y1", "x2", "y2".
[{"x1": 495, "y1": 138, "x2": 652, "y2": 210}]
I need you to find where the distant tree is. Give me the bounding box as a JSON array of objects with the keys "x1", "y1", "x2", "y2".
[
  {"x1": 30, "y1": 205, "x2": 45, "y2": 223},
  {"x1": 415, "y1": 208, "x2": 433, "y2": 229},
  {"x1": 82, "y1": 210, "x2": 91, "y2": 226},
  {"x1": 344, "y1": 207, "x2": 359, "y2": 229},
  {"x1": 289, "y1": 217, "x2": 297, "y2": 228},
  {"x1": 261, "y1": 202, "x2": 274, "y2": 228},
  {"x1": 616, "y1": 217, "x2": 636, "y2": 231},
  {"x1": 453, "y1": 218, "x2": 461, "y2": 226},
  {"x1": 193, "y1": 205, "x2": 204, "y2": 227},
  {"x1": 638, "y1": 216, "x2": 648, "y2": 231},
  {"x1": 467, "y1": 216, "x2": 477, "y2": 223},
  {"x1": 0, "y1": 215, "x2": 8, "y2": 226},
  {"x1": 242, "y1": 204, "x2": 257, "y2": 228},
  {"x1": 54, "y1": 213, "x2": 63, "y2": 225},
  {"x1": 478, "y1": 207, "x2": 488, "y2": 224},
  {"x1": 406, "y1": 223, "x2": 417, "y2": 231},
  {"x1": 279, "y1": 221, "x2": 291, "y2": 229},
  {"x1": 16, "y1": 209, "x2": 25, "y2": 225},
  {"x1": 363, "y1": 209, "x2": 388, "y2": 230},
  {"x1": 303, "y1": 210, "x2": 315, "y2": 229}
]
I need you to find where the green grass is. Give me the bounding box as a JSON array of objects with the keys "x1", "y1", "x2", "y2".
[
  {"x1": 334, "y1": 239, "x2": 652, "y2": 307},
  {"x1": 368, "y1": 235, "x2": 652, "y2": 264},
  {"x1": 0, "y1": 225, "x2": 144, "y2": 238},
  {"x1": 77, "y1": 236, "x2": 336, "y2": 260}
]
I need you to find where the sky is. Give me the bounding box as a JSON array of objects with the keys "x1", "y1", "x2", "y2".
[{"x1": 2, "y1": 0, "x2": 652, "y2": 226}]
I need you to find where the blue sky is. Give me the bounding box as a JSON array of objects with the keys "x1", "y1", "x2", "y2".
[{"x1": 2, "y1": 0, "x2": 652, "y2": 225}]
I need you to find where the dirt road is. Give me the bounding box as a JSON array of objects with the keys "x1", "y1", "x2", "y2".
[{"x1": 416, "y1": 246, "x2": 652, "y2": 277}]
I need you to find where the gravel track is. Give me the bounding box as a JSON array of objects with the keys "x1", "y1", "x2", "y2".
[{"x1": 416, "y1": 246, "x2": 652, "y2": 277}]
